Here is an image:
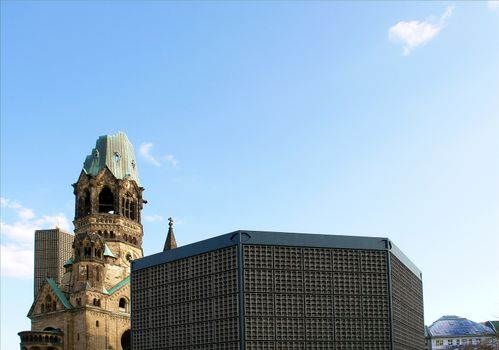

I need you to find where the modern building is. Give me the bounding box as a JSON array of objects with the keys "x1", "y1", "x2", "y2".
[
  {"x1": 19, "y1": 132, "x2": 145, "y2": 350},
  {"x1": 131, "y1": 229, "x2": 425, "y2": 350},
  {"x1": 425, "y1": 315, "x2": 497, "y2": 349},
  {"x1": 34, "y1": 228, "x2": 74, "y2": 298}
]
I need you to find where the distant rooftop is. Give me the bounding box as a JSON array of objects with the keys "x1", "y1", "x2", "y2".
[
  {"x1": 428, "y1": 315, "x2": 495, "y2": 337},
  {"x1": 83, "y1": 131, "x2": 140, "y2": 186}
]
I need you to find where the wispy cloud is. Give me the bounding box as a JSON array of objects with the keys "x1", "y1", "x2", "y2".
[
  {"x1": 1, "y1": 198, "x2": 34, "y2": 221},
  {"x1": 0, "y1": 197, "x2": 70, "y2": 279},
  {"x1": 144, "y1": 214, "x2": 164, "y2": 222},
  {"x1": 389, "y1": 6, "x2": 454, "y2": 55},
  {"x1": 139, "y1": 142, "x2": 179, "y2": 168},
  {"x1": 165, "y1": 154, "x2": 179, "y2": 168},
  {"x1": 139, "y1": 142, "x2": 161, "y2": 167},
  {"x1": 489, "y1": 1, "x2": 499, "y2": 10},
  {"x1": 1, "y1": 245, "x2": 34, "y2": 279}
]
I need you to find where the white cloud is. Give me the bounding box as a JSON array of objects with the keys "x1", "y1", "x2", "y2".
[
  {"x1": 389, "y1": 6, "x2": 454, "y2": 55},
  {"x1": 19, "y1": 208, "x2": 35, "y2": 221},
  {"x1": 1, "y1": 214, "x2": 70, "y2": 245},
  {"x1": 1, "y1": 197, "x2": 36, "y2": 221},
  {"x1": 0, "y1": 197, "x2": 71, "y2": 279},
  {"x1": 139, "y1": 142, "x2": 179, "y2": 168},
  {"x1": 165, "y1": 154, "x2": 179, "y2": 168},
  {"x1": 1, "y1": 244, "x2": 33, "y2": 279},
  {"x1": 139, "y1": 142, "x2": 162, "y2": 167},
  {"x1": 1, "y1": 220, "x2": 39, "y2": 245},
  {"x1": 489, "y1": 1, "x2": 499, "y2": 10},
  {"x1": 1, "y1": 197, "x2": 22, "y2": 209},
  {"x1": 144, "y1": 214, "x2": 164, "y2": 222}
]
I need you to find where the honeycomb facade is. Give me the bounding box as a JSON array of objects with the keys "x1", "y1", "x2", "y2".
[
  {"x1": 243, "y1": 246, "x2": 390, "y2": 350},
  {"x1": 131, "y1": 231, "x2": 424, "y2": 350},
  {"x1": 132, "y1": 246, "x2": 240, "y2": 349},
  {"x1": 390, "y1": 254, "x2": 425, "y2": 350}
]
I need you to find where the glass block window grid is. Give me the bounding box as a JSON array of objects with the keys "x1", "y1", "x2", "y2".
[
  {"x1": 131, "y1": 246, "x2": 239, "y2": 350},
  {"x1": 132, "y1": 243, "x2": 423, "y2": 350},
  {"x1": 390, "y1": 253, "x2": 425, "y2": 350},
  {"x1": 243, "y1": 246, "x2": 391, "y2": 350}
]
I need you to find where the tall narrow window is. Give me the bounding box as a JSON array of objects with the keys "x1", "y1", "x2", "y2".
[
  {"x1": 130, "y1": 201, "x2": 136, "y2": 220},
  {"x1": 78, "y1": 189, "x2": 91, "y2": 217},
  {"x1": 123, "y1": 192, "x2": 135, "y2": 219},
  {"x1": 83, "y1": 189, "x2": 91, "y2": 215},
  {"x1": 45, "y1": 295, "x2": 52, "y2": 312}
]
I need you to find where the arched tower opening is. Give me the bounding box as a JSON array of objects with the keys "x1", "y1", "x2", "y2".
[
  {"x1": 119, "y1": 297, "x2": 128, "y2": 312},
  {"x1": 121, "y1": 329, "x2": 131, "y2": 350},
  {"x1": 98, "y1": 187, "x2": 115, "y2": 214}
]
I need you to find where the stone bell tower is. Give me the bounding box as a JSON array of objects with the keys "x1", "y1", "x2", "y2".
[
  {"x1": 73, "y1": 131, "x2": 144, "y2": 287},
  {"x1": 19, "y1": 132, "x2": 144, "y2": 350}
]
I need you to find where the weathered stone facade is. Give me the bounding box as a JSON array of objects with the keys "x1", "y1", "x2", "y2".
[{"x1": 19, "y1": 132, "x2": 143, "y2": 350}]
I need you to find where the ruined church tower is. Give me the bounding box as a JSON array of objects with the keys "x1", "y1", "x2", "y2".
[{"x1": 19, "y1": 132, "x2": 144, "y2": 350}]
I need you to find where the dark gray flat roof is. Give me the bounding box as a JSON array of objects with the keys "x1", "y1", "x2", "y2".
[{"x1": 132, "y1": 230, "x2": 422, "y2": 279}]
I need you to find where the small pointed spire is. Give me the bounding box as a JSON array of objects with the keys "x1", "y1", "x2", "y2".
[{"x1": 163, "y1": 217, "x2": 177, "y2": 251}]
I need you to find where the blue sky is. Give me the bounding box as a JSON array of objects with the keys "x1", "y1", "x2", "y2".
[{"x1": 1, "y1": 1, "x2": 498, "y2": 348}]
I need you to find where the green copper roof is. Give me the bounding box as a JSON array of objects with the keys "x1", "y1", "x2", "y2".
[
  {"x1": 63, "y1": 257, "x2": 73, "y2": 266},
  {"x1": 46, "y1": 278, "x2": 73, "y2": 309},
  {"x1": 103, "y1": 244, "x2": 116, "y2": 258},
  {"x1": 83, "y1": 131, "x2": 140, "y2": 186},
  {"x1": 106, "y1": 276, "x2": 130, "y2": 295}
]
